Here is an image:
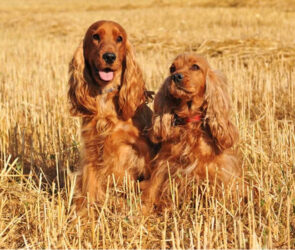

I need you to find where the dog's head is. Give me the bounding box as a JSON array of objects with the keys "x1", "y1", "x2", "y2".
[
  {"x1": 68, "y1": 20, "x2": 146, "y2": 120},
  {"x1": 83, "y1": 20, "x2": 127, "y2": 85},
  {"x1": 168, "y1": 53, "x2": 208, "y2": 110},
  {"x1": 166, "y1": 53, "x2": 238, "y2": 149}
]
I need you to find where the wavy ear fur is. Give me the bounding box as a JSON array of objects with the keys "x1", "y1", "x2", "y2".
[
  {"x1": 118, "y1": 41, "x2": 145, "y2": 120},
  {"x1": 68, "y1": 43, "x2": 97, "y2": 117},
  {"x1": 153, "y1": 78, "x2": 172, "y2": 115},
  {"x1": 205, "y1": 70, "x2": 238, "y2": 150}
]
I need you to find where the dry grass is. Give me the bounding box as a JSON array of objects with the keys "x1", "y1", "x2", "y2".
[{"x1": 1, "y1": 0, "x2": 295, "y2": 248}]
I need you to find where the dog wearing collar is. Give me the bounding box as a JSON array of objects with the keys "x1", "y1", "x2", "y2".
[{"x1": 141, "y1": 53, "x2": 242, "y2": 212}]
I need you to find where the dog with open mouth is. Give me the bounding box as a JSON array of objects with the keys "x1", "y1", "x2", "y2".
[
  {"x1": 68, "y1": 20, "x2": 154, "y2": 210},
  {"x1": 141, "y1": 53, "x2": 243, "y2": 212}
]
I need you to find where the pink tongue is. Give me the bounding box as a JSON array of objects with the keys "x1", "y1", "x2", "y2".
[{"x1": 99, "y1": 71, "x2": 114, "y2": 81}]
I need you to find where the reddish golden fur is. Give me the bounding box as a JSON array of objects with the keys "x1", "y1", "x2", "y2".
[
  {"x1": 68, "y1": 20, "x2": 153, "y2": 209},
  {"x1": 141, "y1": 53, "x2": 242, "y2": 211}
]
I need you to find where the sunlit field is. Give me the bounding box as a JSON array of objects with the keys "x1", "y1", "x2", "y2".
[{"x1": 0, "y1": 0, "x2": 295, "y2": 248}]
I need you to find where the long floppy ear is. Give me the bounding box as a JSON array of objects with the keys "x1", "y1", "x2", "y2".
[
  {"x1": 68, "y1": 43, "x2": 97, "y2": 117},
  {"x1": 118, "y1": 41, "x2": 145, "y2": 120},
  {"x1": 153, "y1": 78, "x2": 172, "y2": 115},
  {"x1": 205, "y1": 69, "x2": 239, "y2": 150}
]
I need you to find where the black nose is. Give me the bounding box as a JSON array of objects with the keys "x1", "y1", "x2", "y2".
[
  {"x1": 172, "y1": 73, "x2": 183, "y2": 84},
  {"x1": 102, "y1": 52, "x2": 116, "y2": 64}
]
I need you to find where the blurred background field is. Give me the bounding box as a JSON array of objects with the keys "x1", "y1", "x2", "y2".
[{"x1": 0, "y1": 0, "x2": 295, "y2": 248}]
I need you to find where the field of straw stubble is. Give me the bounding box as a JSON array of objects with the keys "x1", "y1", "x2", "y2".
[{"x1": 0, "y1": 0, "x2": 295, "y2": 248}]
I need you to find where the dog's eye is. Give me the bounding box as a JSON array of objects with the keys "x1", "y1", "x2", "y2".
[
  {"x1": 170, "y1": 65, "x2": 176, "y2": 74},
  {"x1": 93, "y1": 34, "x2": 100, "y2": 41},
  {"x1": 117, "y1": 36, "x2": 123, "y2": 42},
  {"x1": 191, "y1": 64, "x2": 200, "y2": 71}
]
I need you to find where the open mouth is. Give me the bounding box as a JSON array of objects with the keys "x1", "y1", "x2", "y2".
[{"x1": 97, "y1": 67, "x2": 114, "y2": 82}]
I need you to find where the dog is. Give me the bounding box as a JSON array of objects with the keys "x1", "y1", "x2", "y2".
[
  {"x1": 141, "y1": 53, "x2": 242, "y2": 211},
  {"x1": 68, "y1": 20, "x2": 154, "y2": 209}
]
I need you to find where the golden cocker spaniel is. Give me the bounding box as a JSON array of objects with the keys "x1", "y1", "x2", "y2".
[
  {"x1": 68, "y1": 20, "x2": 153, "y2": 209},
  {"x1": 141, "y1": 53, "x2": 242, "y2": 211}
]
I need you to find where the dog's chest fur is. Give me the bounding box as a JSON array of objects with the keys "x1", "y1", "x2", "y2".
[{"x1": 161, "y1": 126, "x2": 215, "y2": 174}]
